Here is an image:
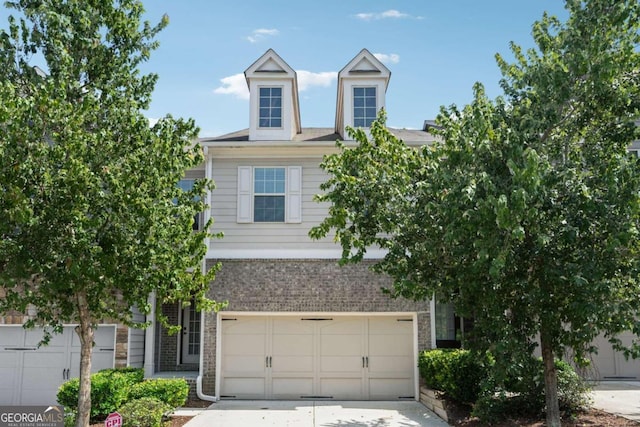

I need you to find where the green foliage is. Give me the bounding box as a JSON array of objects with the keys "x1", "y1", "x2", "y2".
[
  {"x1": 472, "y1": 359, "x2": 591, "y2": 422},
  {"x1": 418, "y1": 349, "x2": 491, "y2": 403},
  {"x1": 57, "y1": 368, "x2": 145, "y2": 421},
  {"x1": 0, "y1": 1, "x2": 225, "y2": 425},
  {"x1": 129, "y1": 379, "x2": 189, "y2": 409},
  {"x1": 119, "y1": 397, "x2": 171, "y2": 427},
  {"x1": 312, "y1": 1, "x2": 640, "y2": 424}
]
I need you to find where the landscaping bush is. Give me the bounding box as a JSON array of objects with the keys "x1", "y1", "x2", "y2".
[
  {"x1": 418, "y1": 349, "x2": 491, "y2": 403},
  {"x1": 128, "y1": 378, "x2": 189, "y2": 408},
  {"x1": 57, "y1": 368, "x2": 145, "y2": 421},
  {"x1": 472, "y1": 357, "x2": 591, "y2": 422},
  {"x1": 119, "y1": 397, "x2": 171, "y2": 427}
]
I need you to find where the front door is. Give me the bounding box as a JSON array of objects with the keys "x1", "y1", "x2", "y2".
[{"x1": 181, "y1": 303, "x2": 201, "y2": 364}]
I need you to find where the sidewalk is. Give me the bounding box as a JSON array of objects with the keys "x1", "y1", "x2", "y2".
[{"x1": 591, "y1": 381, "x2": 640, "y2": 422}]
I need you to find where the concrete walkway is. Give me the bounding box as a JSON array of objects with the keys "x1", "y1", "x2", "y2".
[
  {"x1": 180, "y1": 400, "x2": 449, "y2": 427},
  {"x1": 591, "y1": 381, "x2": 640, "y2": 422}
]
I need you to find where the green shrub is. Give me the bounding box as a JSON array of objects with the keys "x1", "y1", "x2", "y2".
[
  {"x1": 119, "y1": 397, "x2": 171, "y2": 427},
  {"x1": 128, "y1": 378, "x2": 189, "y2": 409},
  {"x1": 418, "y1": 349, "x2": 491, "y2": 403},
  {"x1": 472, "y1": 358, "x2": 591, "y2": 422},
  {"x1": 57, "y1": 368, "x2": 145, "y2": 421}
]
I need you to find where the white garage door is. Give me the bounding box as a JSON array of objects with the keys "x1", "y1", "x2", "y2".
[
  {"x1": 590, "y1": 332, "x2": 640, "y2": 380},
  {"x1": 220, "y1": 315, "x2": 415, "y2": 400},
  {"x1": 0, "y1": 325, "x2": 115, "y2": 405}
]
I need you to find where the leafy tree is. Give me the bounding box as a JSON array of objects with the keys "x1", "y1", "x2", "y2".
[
  {"x1": 0, "y1": 1, "x2": 223, "y2": 426},
  {"x1": 311, "y1": 1, "x2": 640, "y2": 425}
]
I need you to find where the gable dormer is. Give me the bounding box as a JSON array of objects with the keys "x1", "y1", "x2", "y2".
[
  {"x1": 335, "y1": 49, "x2": 391, "y2": 140},
  {"x1": 245, "y1": 49, "x2": 301, "y2": 141}
]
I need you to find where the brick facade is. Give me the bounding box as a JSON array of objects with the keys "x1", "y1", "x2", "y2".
[{"x1": 197, "y1": 258, "x2": 432, "y2": 395}]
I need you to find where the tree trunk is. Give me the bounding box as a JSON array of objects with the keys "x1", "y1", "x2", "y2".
[
  {"x1": 75, "y1": 292, "x2": 94, "y2": 427},
  {"x1": 540, "y1": 331, "x2": 560, "y2": 427}
]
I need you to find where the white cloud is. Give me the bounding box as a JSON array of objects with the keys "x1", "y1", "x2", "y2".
[
  {"x1": 214, "y1": 71, "x2": 337, "y2": 100},
  {"x1": 148, "y1": 117, "x2": 160, "y2": 127},
  {"x1": 296, "y1": 70, "x2": 337, "y2": 91},
  {"x1": 213, "y1": 73, "x2": 249, "y2": 100},
  {"x1": 355, "y1": 9, "x2": 422, "y2": 21},
  {"x1": 373, "y1": 53, "x2": 400, "y2": 65},
  {"x1": 246, "y1": 28, "x2": 279, "y2": 43}
]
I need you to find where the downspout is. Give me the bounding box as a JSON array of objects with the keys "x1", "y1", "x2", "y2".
[{"x1": 197, "y1": 146, "x2": 217, "y2": 402}]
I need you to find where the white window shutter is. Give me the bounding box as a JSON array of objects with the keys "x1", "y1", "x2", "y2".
[
  {"x1": 286, "y1": 166, "x2": 302, "y2": 223},
  {"x1": 237, "y1": 166, "x2": 252, "y2": 223}
]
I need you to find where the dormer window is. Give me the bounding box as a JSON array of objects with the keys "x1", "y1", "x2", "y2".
[
  {"x1": 259, "y1": 87, "x2": 282, "y2": 128},
  {"x1": 353, "y1": 87, "x2": 377, "y2": 128}
]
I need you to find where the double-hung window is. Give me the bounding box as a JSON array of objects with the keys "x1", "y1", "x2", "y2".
[
  {"x1": 353, "y1": 87, "x2": 377, "y2": 128},
  {"x1": 177, "y1": 179, "x2": 202, "y2": 231},
  {"x1": 259, "y1": 87, "x2": 282, "y2": 128},
  {"x1": 237, "y1": 166, "x2": 302, "y2": 223},
  {"x1": 254, "y1": 167, "x2": 285, "y2": 222}
]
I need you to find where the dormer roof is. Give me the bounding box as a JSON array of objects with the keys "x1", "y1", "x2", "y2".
[
  {"x1": 335, "y1": 49, "x2": 391, "y2": 137},
  {"x1": 245, "y1": 49, "x2": 301, "y2": 135}
]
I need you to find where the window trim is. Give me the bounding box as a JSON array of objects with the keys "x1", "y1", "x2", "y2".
[
  {"x1": 237, "y1": 166, "x2": 302, "y2": 224},
  {"x1": 258, "y1": 86, "x2": 284, "y2": 129}
]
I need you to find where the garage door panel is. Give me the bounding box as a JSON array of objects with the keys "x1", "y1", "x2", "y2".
[
  {"x1": 0, "y1": 352, "x2": 20, "y2": 405},
  {"x1": 24, "y1": 329, "x2": 68, "y2": 348},
  {"x1": 369, "y1": 356, "x2": 413, "y2": 374},
  {"x1": 320, "y1": 319, "x2": 363, "y2": 334},
  {"x1": 224, "y1": 334, "x2": 266, "y2": 355},
  {"x1": 592, "y1": 332, "x2": 640, "y2": 379},
  {"x1": 223, "y1": 355, "x2": 267, "y2": 373},
  {"x1": 320, "y1": 334, "x2": 362, "y2": 355},
  {"x1": 69, "y1": 349, "x2": 115, "y2": 378},
  {"x1": 222, "y1": 377, "x2": 266, "y2": 398},
  {"x1": 23, "y1": 351, "x2": 66, "y2": 383},
  {"x1": 320, "y1": 378, "x2": 363, "y2": 399},
  {"x1": 369, "y1": 318, "x2": 412, "y2": 334},
  {"x1": 320, "y1": 356, "x2": 363, "y2": 373},
  {"x1": 369, "y1": 334, "x2": 412, "y2": 356},
  {"x1": 369, "y1": 378, "x2": 413, "y2": 399},
  {"x1": 69, "y1": 326, "x2": 115, "y2": 348},
  {"x1": 224, "y1": 318, "x2": 267, "y2": 334},
  {"x1": 272, "y1": 318, "x2": 314, "y2": 334},
  {"x1": 272, "y1": 355, "x2": 313, "y2": 373},
  {"x1": 272, "y1": 377, "x2": 313, "y2": 397},
  {"x1": 0, "y1": 327, "x2": 25, "y2": 346},
  {"x1": 272, "y1": 334, "x2": 312, "y2": 356}
]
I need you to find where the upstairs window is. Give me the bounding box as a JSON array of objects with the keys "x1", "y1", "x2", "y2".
[
  {"x1": 237, "y1": 166, "x2": 302, "y2": 224},
  {"x1": 254, "y1": 167, "x2": 285, "y2": 222},
  {"x1": 353, "y1": 87, "x2": 377, "y2": 128},
  {"x1": 259, "y1": 87, "x2": 282, "y2": 128},
  {"x1": 177, "y1": 179, "x2": 202, "y2": 231}
]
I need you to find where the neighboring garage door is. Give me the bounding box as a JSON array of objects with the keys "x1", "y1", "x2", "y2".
[
  {"x1": 0, "y1": 325, "x2": 115, "y2": 405},
  {"x1": 220, "y1": 315, "x2": 415, "y2": 400},
  {"x1": 590, "y1": 332, "x2": 640, "y2": 380}
]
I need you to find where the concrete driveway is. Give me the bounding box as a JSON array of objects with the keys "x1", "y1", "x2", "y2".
[
  {"x1": 591, "y1": 381, "x2": 640, "y2": 422},
  {"x1": 183, "y1": 400, "x2": 449, "y2": 427}
]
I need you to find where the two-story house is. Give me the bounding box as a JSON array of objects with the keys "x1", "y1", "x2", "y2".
[
  {"x1": 2, "y1": 48, "x2": 638, "y2": 407},
  {"x1": 147, "y1": 48, "x2": 438, "y2": 401}
]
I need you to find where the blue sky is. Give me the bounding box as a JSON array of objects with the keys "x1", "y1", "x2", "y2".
[{"x1": 3, "y1": 1, "x2": 568, "y2": 137}]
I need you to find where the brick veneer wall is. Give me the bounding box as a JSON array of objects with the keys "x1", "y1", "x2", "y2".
[{"x1": 199, "y1": 258, "x2": 432, "y2": 395}]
